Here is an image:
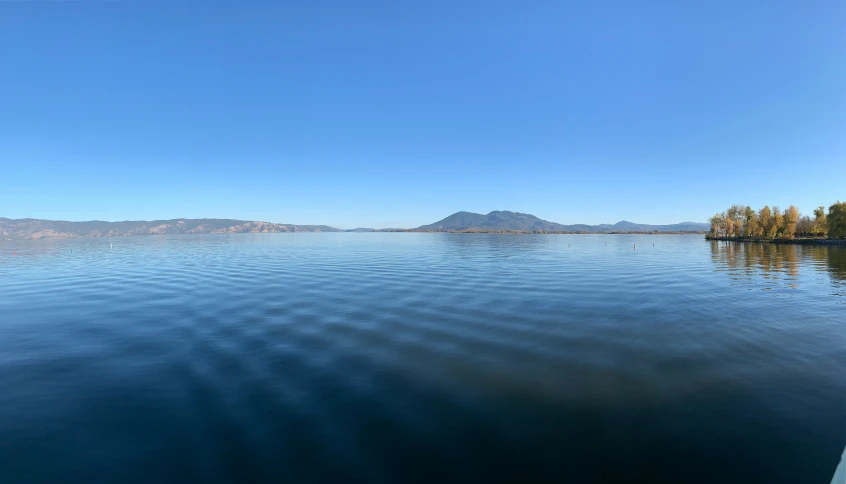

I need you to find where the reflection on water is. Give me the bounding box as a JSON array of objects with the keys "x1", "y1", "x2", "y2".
[
  {"x1": 828, "y1": 246, "x2": 846, "y2": 282},
  {"x1": 1, "y1": 234, "x2": 845, "y2": 483},
  {"x1": 710, "y1": 240, "x2": 846, "y2": 290}
]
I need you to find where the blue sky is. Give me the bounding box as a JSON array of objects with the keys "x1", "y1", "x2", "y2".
[{"x1": 1, "y1": 1, "x2": 844, "y2": 229}]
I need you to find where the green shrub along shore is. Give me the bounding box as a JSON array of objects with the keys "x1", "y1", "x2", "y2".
[{"x1": 706, "y1": 201, "x2": 846, "y2": 244}]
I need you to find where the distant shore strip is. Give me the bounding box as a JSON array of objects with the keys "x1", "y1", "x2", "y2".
[
  {"x1": 396, "y1": 230, "x2": 706, "y2": 234},
  {"x1": 705, "y1": 236, "x2": 846, "y2": 246}
]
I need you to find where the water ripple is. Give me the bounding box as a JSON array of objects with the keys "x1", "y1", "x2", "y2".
[{"x1": 1, "y1": 234, "x2": 845, "y2": 483}]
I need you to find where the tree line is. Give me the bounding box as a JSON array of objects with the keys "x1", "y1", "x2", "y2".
[{"x1": 708, "y1": 201, "x2": 846, "y2": 240}]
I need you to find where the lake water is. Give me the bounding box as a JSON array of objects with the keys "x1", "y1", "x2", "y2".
[{"x1": 1, "y1": 234, "x2": 844, "y2": 483}]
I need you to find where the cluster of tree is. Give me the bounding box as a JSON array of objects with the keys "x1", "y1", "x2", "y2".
[{"x1": 708, "y1": 202, "x2": 846, "y2": 240}]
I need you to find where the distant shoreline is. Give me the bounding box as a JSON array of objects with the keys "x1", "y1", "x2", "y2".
[
  {"x1": 2, "y1": 213, "x2": 712, "y2": 240},
  {"x1": 706, "y1": 236, "x2": 846, "y2": 246},
  {"x1": 387, "y1": 230, "x2": 707, "y2": 235},
  {"x1": 1, "y1": 231, "x2": 711, "y2": 241}
]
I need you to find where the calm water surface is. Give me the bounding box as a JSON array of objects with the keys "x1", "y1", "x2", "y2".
[{"x1": 1, "y1": 234, "x2": 845, "y2": 483}]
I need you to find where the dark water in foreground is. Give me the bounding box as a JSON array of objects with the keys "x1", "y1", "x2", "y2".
[{"x1": 1, "y1": 234, "x2": 845, "y2": 483}]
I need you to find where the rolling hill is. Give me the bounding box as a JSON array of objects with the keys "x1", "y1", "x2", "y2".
[{"x1": 0, "y1": 218, "x2": 341, "y2": 240}]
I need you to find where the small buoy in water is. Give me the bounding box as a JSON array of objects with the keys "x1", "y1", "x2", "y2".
[
  {"x1": 568, "y1": 243, "x2": 570, "y2": 248},
  {"x1": 12, "y1": 250, "x2": 16, "y2": 256},
  {"x1": 110, "y1": 243, "x2": 113, "y2": 249},
  {"x1": 634, "y1": 244, "x2": 636, "y2": 250}
]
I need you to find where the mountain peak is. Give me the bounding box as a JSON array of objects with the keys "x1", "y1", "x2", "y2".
[
  {"x1": 416, "y1": 211, "x2": 709, "y2": 233},
  {"x1": 417, "y1": 211, "x2": 564, "y2": 232}
]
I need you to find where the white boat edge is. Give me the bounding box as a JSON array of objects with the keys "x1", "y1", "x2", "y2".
[{"x1": 833, "y1": 444, "x2": 846, "y2": 484}]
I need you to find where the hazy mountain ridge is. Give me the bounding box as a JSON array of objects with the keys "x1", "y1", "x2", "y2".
[
  {"x1": 416, "y1": 211, "x2": 709, "y2": 233},
  {"x1": 2, "y1": 212, "x2": 710, "y2": 240},
  {"x1": 0, "y1": 218, "x2": 341, "y2": 240}
]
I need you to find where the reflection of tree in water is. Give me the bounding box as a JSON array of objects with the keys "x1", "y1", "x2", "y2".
[
  {"x1": 824, "y1": 246, "x2": 846, "y2": 282},
  {"x1": 800, "y1": 245, "x2": 846, "y2": 285},
  {"x1": 709, "y1": 241, "x2": 846, "y2": 287}
]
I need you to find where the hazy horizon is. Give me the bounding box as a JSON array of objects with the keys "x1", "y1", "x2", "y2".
[{"x1": 0, "y1": 211, "x2": 710, "y2": 232}]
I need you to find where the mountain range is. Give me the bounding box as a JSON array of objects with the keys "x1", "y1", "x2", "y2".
[
  {"x1": 1, "y1": 212, "x2": 709, "y2": 239},
  {"x1": 0, "y1": 218, "x2": 340, "y2": 240},
  {"x1": 415, "y1": 211, "x2": 709, "y2": 233}
]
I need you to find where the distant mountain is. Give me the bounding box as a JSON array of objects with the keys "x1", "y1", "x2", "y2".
[
  {"x1": 0, "y1": 218, "x2": 341, "y2": 240},
  {"x1": 417, "y1": 211, "x2": 570, "y2": 232},
  {"x1": 1, "y1": 213, "x2": 709, "y2": 240},
  {"x1": 416, "y1": 211, "x2": 709, "y2": 233}
]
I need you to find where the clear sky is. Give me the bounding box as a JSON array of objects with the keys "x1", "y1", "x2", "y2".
[{"x1": 2, "y1": 1, "x2": 844, "y2": 229}]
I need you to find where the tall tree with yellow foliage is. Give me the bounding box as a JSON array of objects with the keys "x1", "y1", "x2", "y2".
[
  {"x1": 758, "y1": 206, "x2": 773, "y2": 238},
  {"x1": 782, "y1": 205, "x2": 799, "y2": 239},
  {"x1": 813, "y1": 206, "x2": 828, "y2": 236},
  {"x1": 725, "y1": 204, "x2": 745, "y2": 237},
  {"x1": 709, "y1": 213, "x2": 725, "y2": 237},
  {"x1": 771, "y1": 206, "x2": 783, "y2": 238},
  {"x1": 829, "y1": 201, "x2": 846, "y2": 240},
  {"x1": 744, "y1": 206, "x2": 761, "y2": 237}
]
